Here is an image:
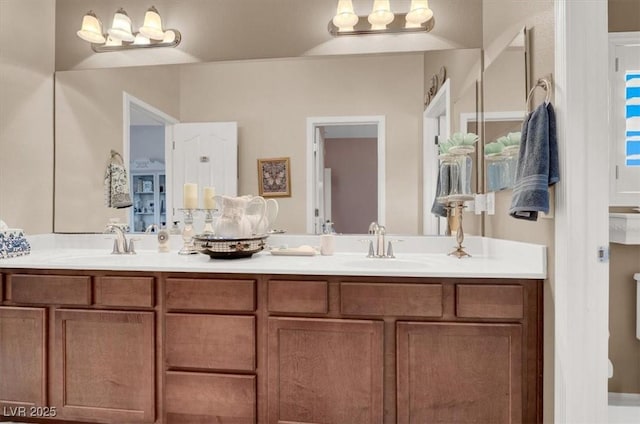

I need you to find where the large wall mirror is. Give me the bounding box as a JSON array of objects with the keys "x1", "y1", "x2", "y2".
[
  {"x1": 53, "y1": 6, "x2": 533, "y2": 237},
  {"x1": 55, "y1": 50, "x2": 483, "y2": 235}
]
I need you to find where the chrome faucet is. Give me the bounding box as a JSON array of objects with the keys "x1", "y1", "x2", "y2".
[
  {"x1": 145, "y1": 224, "x2": 159, "y2": 233},
  {"x1": 367, "y1": 222, "x2": 394, "y2": 258},
  {"x1": 106, "y1": 224, "x2": 135, "y2": 254}
]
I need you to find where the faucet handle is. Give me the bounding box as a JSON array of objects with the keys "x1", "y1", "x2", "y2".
[
  {"x1": 385, "y1": 239, "x2": 404, "y2": 259},
  {"x1": 128, "y1": 237, "x2": 141, "y2": 255},
  {"x1": 111, "y1": 238, "x2": 121, "y2": 255}
]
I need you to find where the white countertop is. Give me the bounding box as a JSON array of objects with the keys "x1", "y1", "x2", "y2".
[{"x1": 0, "y1": 234, "x2": 547, "y2": 279}]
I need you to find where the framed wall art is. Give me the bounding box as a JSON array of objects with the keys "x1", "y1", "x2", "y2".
[{"x1": 257, "y1": 157, "x2": 291, "y2": 197}]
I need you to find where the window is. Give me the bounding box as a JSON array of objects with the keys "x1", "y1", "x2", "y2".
[
  {"x1": 609, "y1": 33, "x2": 640, "y2": 205},
  {"x1": 626, "y1": 71, "x2": 640, "y2": 167}
]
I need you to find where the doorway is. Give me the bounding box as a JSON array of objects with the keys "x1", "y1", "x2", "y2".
[
  {"x1": 306, "y1": 116, "x2": 385, "y2": 234},
  {"x1": 123, "y1": 93, "x2": 178, "y2": 232}
]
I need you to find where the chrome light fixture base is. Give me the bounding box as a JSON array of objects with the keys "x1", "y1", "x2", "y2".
[
  {"x1": 328, "y1": 13, "x2": 434, "y2": 36},
  {"x1": 91, "y1": 29, "x2": 181, "y2": 53}
]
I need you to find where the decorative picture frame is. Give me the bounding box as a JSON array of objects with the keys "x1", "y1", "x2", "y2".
[{"x1": 257, "y1": 157, "x2": 291, "y2": 197}]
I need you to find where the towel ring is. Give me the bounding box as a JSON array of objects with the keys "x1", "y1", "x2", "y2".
[{"x1": 525, "y1": 76, "x2": 553, "y2": 113}]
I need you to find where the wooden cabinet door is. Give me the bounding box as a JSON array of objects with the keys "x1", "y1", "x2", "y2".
[
  {"x1": 52, "y1": 309, "x2": 155, "y2": 423},
  {"x1": 0, "y1": 307, "x2": 46, "y2": 408},
  {"x1": 268, "y1": 317, "x2": 384, "y2": 424},
  {"x1": 397, "y1": 322, "x2": 522, "y2": 424}
]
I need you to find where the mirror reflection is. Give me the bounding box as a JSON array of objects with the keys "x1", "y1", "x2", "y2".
[
  {"x1": 481, "y1": 28, "x2": 528, "y2": 193},
  {"x1": 55, "y1": 50, "x2": 483, "y2": 235}
]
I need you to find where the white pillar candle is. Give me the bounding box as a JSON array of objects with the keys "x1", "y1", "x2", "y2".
[
  {"x1": 203, "y1": 186, "x2": 216, "y2": 209},
  {"x1": 183, "y1": 183, "x2": 198, "y2": 209}
]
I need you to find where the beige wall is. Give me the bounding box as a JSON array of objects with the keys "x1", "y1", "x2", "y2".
[
  {"x1": 0, "y1": 0, "x2": 55, "y2": 234},
  {"x1": 55, "y1": 66, "x2": 181, "y2": 232},
  {"x1": 608, "y1": 241, "x2": 640, "y2": 394},
  {"x1": 608, "y1": 0, "x2": 640, "y2": 395},
  {"x1": 609, "y1": 0, "x2": 640, "y2": 32},
  {"x1": 482, "y1": 1, "x2": 555, "y2": 421},
  {"x1": 178, "y1": 54, "x2": 424, "y2": 234}
]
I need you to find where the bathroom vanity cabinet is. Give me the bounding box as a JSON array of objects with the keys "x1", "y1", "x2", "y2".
[{"x1": 0, "y1": 270, "x2": 543, "y2": 424}]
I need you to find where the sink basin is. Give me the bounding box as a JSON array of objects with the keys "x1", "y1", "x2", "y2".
[
  {"x1": 46, "y1": 251, "x2": 157, "y2": 265},
  {"x1": 341, "y1": 258, "x2": 430, "y2": 269}
]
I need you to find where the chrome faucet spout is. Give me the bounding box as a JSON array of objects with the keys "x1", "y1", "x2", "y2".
[
  {"x1": 106, "y1": 224, "x2": 129, "y2": 254},
  {"x1": 366, "y1": 222, "x2": 389, "y2": 258}
]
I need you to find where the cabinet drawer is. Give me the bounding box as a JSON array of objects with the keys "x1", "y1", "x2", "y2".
[
  {"x1": 340, "y1": 282, "x2": 443, "y2": 317},
  {"x1": 166, "y1": 314, "x2": 255, "y2": 371},
  {"x1": 9, "y1": 274, "x2": 91, "y2": 305},
  {"x1": 456, "y1": 284, "x2": 524, "y2": 319},
  {"x1": 95, "y1": 276, "x2": 154, "y2": 308},
  {"x1": 165, "y1": 278, "x2": 255, "y2": 312},
  {"x1": 165, "y1": 371, "x2": 256, "y2": 424},
  {"x1": 268, "y1": 280, "x2": 328, "y2": 314}
]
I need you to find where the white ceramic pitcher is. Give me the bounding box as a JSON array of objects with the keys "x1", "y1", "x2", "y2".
[{"x1": 214, "y1": 195, "x2": 266, "y2": 238}]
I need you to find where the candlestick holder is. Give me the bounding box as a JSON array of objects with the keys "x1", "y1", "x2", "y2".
[
  {"x1": 178, "y1": 209, "x2": 197, "y2": 255},
  {"x1": 446, "y1": 198, "x2": 473, "y2": 259},
  {"x1": 202, "y1": 209, "x2": 216, "y2": 234}
]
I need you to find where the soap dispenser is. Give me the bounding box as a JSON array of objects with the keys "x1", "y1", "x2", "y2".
[
  {"x1": 157, "y1": 227, "x2": 170, "y2": 253},
  {"x1": 320, "y1": 220, "x2": 335, "y2": 256}
]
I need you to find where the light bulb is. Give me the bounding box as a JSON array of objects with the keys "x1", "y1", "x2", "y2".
[
  {"x1": 332, "y1": 0, "x2": 358, "y2": 32},
  {"x1": 77, "y1": 11, "x2": 106, "y2": 44},
  {"x1": 406, "y1": 0, "x2": 433, "y2": 28},
  {"x1": 108, "y1": 8, "x2": 135, "y2": 42},
  {"x1": 368, "y1": 0, "x2": 394, "y2": 30},
  {"x1": 139, "y1": 6, "x2": 165, "y2": 40}
]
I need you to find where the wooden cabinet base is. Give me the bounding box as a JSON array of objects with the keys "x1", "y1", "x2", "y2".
[
  {"x1": 52, "y1": 309, "x2": 155, "y2": 423},
  {"x1": 165, "y1": 372, "x2": 256, "y2": 424}
]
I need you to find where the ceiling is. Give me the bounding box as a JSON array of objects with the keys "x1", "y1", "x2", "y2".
[{"x1": 55, "y1": 0, "x2": 483, "y2": 71}]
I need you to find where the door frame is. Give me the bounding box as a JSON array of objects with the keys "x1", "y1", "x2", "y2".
[
  {"x1": 554, "y1": 1, "x2": 610, "y2": 423},
  {"x1": 608, "y1": 31, "x2": 640, "y2": 206},
  {"x1": 122, "y1": 92, "x2": 179, "y2": 227},
  {"x1": 423, "y1": 79, "x2": 450, "y2": 235},
  {"x1": 305, "y1": 116, "x2": 386, "y2": 234}
]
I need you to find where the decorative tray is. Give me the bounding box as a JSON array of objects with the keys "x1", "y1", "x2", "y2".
[
  {"x1": 193, "y1": 234, "x2": 268, "y2": 259},
  {"x1": 0, "y1": 229, "x2": 31, "y2": 259}
]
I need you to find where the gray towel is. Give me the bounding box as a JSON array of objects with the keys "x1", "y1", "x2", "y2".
[
  {"x1": 104, "y1": 151, "x2": 132, "y2": 209},
  {"x1": 509, "y1": 103, "x2": 559, "y2": 220}
]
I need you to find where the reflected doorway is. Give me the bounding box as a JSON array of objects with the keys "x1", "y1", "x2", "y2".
[
  {"x1": 306, "y1": 116, "x2": 385, "y2": 234},
  {"x1": 123, "y1": 93, "x2": 178, "y2": 232}
]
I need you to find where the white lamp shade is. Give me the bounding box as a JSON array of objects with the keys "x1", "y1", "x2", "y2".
[
  {"x1": 139, "y1": 7, "x2": 165, "y2": 40},
  {"x1": 406, "y1": 0, "x2": 433, "y2": 27},
  {"x1": 368, "y1": 0, "x2": 394, "y2": 30},
  {"x1": 108, "y1": 9, "x2": 135, "y2": 42},
  {"x1": 77, "y1": 12, "x2": 106, "y2": 44},
  {"x1": 332, "y1": 0, "x2": 358, "y2": 32}
]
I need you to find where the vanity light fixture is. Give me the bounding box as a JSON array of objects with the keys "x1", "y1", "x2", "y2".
[
  {"x1": 76, "y1": 6, "x2": 181, "y2": 53},
  {"x1": 329, "y1": 0, "x2": 434, "y2": 36}
]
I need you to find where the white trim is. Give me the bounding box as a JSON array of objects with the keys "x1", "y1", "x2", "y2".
[
  {"x1": 423, "y1": 79, "x2": 450, "y2": 235},
  {"x1": 122, "y1": 92, "x2": 179, "y2": 227},
  {"x1": 554, "y1": 1, "x2": 610, "y2": 423},
  {"x1": 306, "y1": 116, "x2": 386, "y2": 234},
  {"x1": 608, "y1": 32, "x2": 640, "y2": 206}
]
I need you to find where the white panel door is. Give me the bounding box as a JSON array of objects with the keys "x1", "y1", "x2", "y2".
[{"x1": 172, "y1": 122, "x2": 238, "y2": 219}]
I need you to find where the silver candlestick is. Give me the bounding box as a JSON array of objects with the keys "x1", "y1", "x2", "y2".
[{"x1": 178, "y1": 209, "x2": 197, "y2": 255}]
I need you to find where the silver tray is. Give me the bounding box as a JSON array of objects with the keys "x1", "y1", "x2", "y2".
[{"x1": 193, "y1": 234, "x2": 268, "y2": 259}]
